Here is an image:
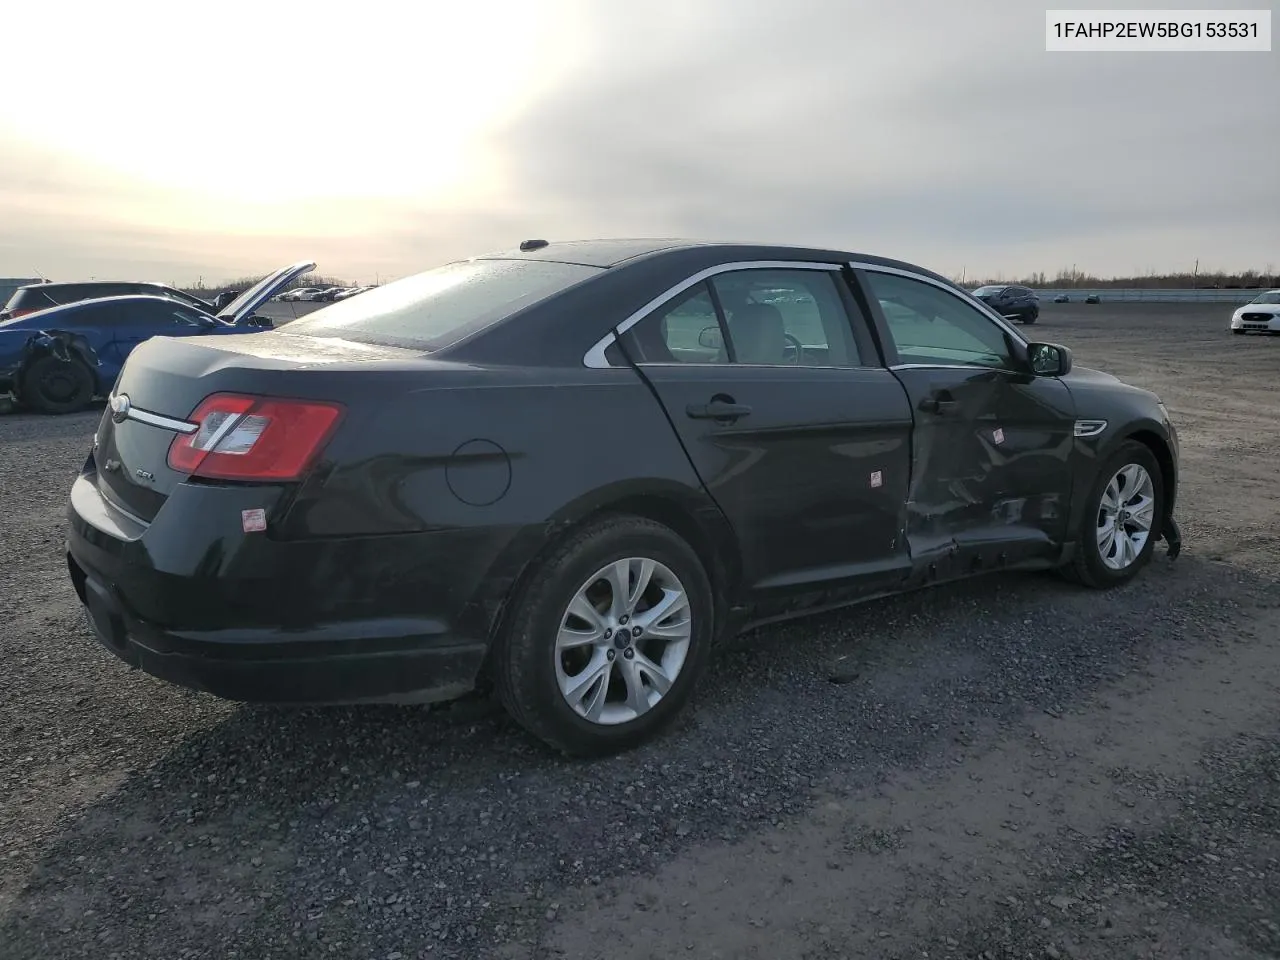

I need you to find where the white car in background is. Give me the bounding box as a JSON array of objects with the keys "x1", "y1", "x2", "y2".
[{"x1": 1231, "y1": 290, "x2": 1280, "y2": 335}]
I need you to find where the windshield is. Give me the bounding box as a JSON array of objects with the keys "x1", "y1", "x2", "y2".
[
  {"x1": 1250, "y1": 291, "x2": 1280, "y2": 304},
  {"x1": 287, "y1": 258, "x2": 601, "y2": 350},
  {"x1": 972, "y1": 286, "x2": 1005, "y2": 296}
]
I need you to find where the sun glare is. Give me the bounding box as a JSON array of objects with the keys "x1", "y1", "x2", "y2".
[{"x1": 1, "y1": 1, "x2": 562, "y2": 206}]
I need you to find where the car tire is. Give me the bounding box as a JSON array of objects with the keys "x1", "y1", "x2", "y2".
[
  {"x1": 1023, "y1": 310, "x2": 1038, "y2": 324},
  {"x1": 22, "y1": 354, "x2": 96, "y2": 414},
  {"x1": 492, "y1": 514, "x2": 714, "y2": 757},
  {"x1": 1060, "y1": 439, "x2": 1164, "y2": 589}
]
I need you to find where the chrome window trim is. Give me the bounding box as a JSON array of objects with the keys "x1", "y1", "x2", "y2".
[
  {"x1": 847, "y1": 260, "x2": 1030, "y2": 347},
  {"x1": 888, "y1": 362, "x2": 1011, "y2": 372},
  {"x1": 582, "y1": 260, "x2": 843, "y2": 368}
]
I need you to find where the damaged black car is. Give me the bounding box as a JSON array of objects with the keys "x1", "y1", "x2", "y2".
[{"x1": 65, "y1": 240, "x2": 1182, "y2": 756}]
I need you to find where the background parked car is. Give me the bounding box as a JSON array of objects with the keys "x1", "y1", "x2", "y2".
[
  {"x1": 0, "y1": 261, "x2": 313, "y2": 414},
  {"x1": 1229, "y1": 288, "x2": 1280, "y2": 335},
  {"x1": 1, "y1": 280, "x2": 216, "y2": 321},
  {"x1": 1053, "y1": 293, "x2": 1070, "y2": 303},
  {"x1": 278, "y1": 287, "x2": 324, "y2": 302},
  {"x1": 209, "y1": 289, "x2": 243, "y2": 311},
  {"x1": 971, "y1": 284, "x2": 1040, "y2": 323}
]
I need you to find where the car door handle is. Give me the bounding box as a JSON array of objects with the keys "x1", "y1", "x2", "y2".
[
  {"x1": 687, "y1": 400, "x2": 753, "y2": 421},
  {"x1": 918, "y1": 396, "x2": 959, "y2": 415}
]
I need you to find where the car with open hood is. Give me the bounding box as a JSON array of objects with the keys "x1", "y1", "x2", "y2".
[
  {"x1": 1, "y1": 262, "x2": 313, "y2": 413},
  {"x1": 64, "y1": 240, "x2": 1182, "y2": 756}
]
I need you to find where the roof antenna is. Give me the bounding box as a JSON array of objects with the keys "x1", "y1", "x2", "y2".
[
  {"x1": 31, "y1": 266, "x2": 49, "y2": 282},
  {"x1": 519, "y1": 239, "x2": 549, "y2": 251}
]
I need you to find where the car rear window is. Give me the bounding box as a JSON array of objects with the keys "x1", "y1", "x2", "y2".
[
  {"x1": 285, "y1": 258, "x2": 601, "y2": 350},
  {"x1": 5, "y1": 287, "x2": 62, "y2": 312}
]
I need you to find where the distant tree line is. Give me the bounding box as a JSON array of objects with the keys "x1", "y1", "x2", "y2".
[{"x1": 961, "y1": 266, "x2": 1279, "y2": 290}]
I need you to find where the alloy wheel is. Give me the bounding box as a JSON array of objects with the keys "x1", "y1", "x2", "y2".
[
  {"x1": 1096, "y1": 463, "x2": 1156, "y2": 570},
  {"x1": 554, "y1": 557, "x2": 692, "y2": 725}
]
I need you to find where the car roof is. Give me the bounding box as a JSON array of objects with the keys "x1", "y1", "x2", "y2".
[
  {"x1": 17, "y1": 279, "x2": 178, "y2": 291},
  {"x1": 22, "y1": 293, "x2": 216, "y2": 318},
  {"x1": 472, "y1": 238, "x2": 959, "y2": 284}
]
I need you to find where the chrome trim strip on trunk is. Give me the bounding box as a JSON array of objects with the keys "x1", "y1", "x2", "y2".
[{"x1": 109, "y1": 394, "x2": 199, "y2": 435}]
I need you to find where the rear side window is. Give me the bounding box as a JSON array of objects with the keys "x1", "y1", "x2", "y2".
[{"x1": 287, "y1": 259, "x2": 601, "y2": 350}]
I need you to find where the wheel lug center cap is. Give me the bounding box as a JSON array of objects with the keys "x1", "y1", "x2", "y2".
[{"x1": 613, "y1": 632, "x2": 630, "y2": 650}]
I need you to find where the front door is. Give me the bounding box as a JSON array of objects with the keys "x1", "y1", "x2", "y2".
[
  {"x1": 852, "y1": 267, "x2": 1077, "y2": 576},
  {"x1": 617, "y1": 263, "x2": 915, "y2": 603}
]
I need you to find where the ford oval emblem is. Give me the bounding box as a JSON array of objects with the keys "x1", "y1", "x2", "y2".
[{"x1": 109, "y1": 393, "x2": 131, "y2": 423}]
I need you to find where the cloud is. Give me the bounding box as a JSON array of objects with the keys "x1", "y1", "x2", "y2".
[
  {"x1": 477, "y1": 0, "x2": 1279, "y2": 276},
  {"x1": 0, "y1": 0, "x2": 1275, "y2": 282}
]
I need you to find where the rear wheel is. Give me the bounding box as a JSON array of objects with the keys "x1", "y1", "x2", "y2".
[
  {"x1": 1061, "y1": 440, "x2": 1163, "y2": 589},
  {"x1": 493, "y1": 515, "x2": 713, "y2": 756},
  {"x1": 22, "y1": 355, "x2": 95, "y2": 414}
]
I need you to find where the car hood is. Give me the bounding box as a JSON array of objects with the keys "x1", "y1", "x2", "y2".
[
  {"x1": 1236, "y1": 302, "x2": 1280, "y2": 314},
  {"x1": 215, "y1": 261, "x2": 316, "y2": 323},
  {"x1": 1061, "y1": 363, "x2": 1163, "y2": 408},
  {"x1": 1062, "y1": 365, "x2": 1121, "y2": 386}
]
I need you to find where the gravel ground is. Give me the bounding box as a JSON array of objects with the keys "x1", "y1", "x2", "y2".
[{"x1": 2, "y1": 303, "x2": 1278, "y2": 960}]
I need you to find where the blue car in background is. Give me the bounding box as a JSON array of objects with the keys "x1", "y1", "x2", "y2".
[{"x1": 0, "y1": 262, "x2": 314, "y2": 414}]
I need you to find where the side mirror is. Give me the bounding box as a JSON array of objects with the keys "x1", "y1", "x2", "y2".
[
  {"x1": 1028, "y1": 342, "x2": 1072, "y2": 376},
  {"x1": 697, "y1": 326, "x2": 724, "y2": 350}
]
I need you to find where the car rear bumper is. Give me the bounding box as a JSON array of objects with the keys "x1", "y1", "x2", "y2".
[
  {"x1": 64, "y1": 472, "x2": 514, "y2": 705},
  {"x1": 69, "y1": 549, "x2": 486, "y2": 704}
]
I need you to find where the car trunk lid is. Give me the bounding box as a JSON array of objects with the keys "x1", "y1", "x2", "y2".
[{"x1": 91, "y1": 331, "x2": 420, "y2": 523}]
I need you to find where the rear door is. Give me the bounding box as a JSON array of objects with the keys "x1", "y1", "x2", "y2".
[
  {"x1": 617, "y1": 261, "x2": 915, "y2": 602},
  {"x1": 850, "y1": 264, "x2": 1076, "y2": 574}
]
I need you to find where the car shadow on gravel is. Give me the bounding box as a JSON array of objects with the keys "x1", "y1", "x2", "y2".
[{"x1": 2, "y1": 554, "x2": 1271, "y2": 960}]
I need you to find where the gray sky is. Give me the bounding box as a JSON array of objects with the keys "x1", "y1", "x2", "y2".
[{"x1": 0, "y1": 0, "x2": 1275, "y2": 285}]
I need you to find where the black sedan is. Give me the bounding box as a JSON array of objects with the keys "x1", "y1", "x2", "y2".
[
  {"x1": 971, "y1": 284, "x2": 1040, "y2": 324},
  {"x1": 65, "y1": 240, "x2": 1182, "y2": 756}
]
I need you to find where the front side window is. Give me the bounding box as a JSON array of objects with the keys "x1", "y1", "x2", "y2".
[
  {"x1": 167, "y1": 306, "x2": 211, "y2": 327},
  {"x1": 864, "y1": 271, "x2": 1018, "y2": 369}
]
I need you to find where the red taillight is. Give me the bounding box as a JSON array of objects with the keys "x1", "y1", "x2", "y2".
[{"x1": 166, "y1": 392, "x2": 344, "y2": 481}]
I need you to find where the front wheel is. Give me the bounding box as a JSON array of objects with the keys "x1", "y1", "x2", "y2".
[
  {"x1": 1022, "y1": 311, "x2": 1038, "y2": 324},
  {"x1": 1061, "y1": 440, "x2": 1164, "y2": 589},
  {"x1": 493, "y1": 515, "x2": 714, "y2": 756}
]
